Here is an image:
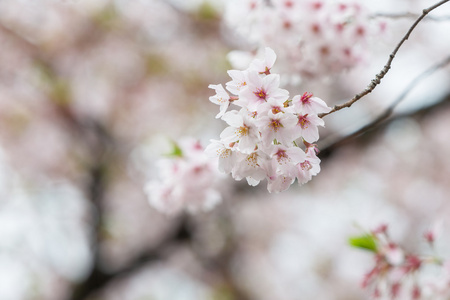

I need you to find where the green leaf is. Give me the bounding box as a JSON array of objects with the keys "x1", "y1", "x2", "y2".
[
  {"x1": 197, "y1": 1, "x2": 219, "y2": 20},
  {"x1": 348, "y1": 234, "x2": 378, "y2": 252},
  {"x1": 166, "y1": 141, "x2": 183, "y2": 158}
]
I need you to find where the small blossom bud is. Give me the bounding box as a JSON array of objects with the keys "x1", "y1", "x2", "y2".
[{"x1": 424, "y1": 230, "x2": 434, "y2": 244}]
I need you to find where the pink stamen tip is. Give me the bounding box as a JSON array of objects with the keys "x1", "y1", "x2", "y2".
[
  {"x1": 301, "y1": 92, "x2": 313, "y2": 103},
  {"x1": 405, "y1": 255, "x2": 422, "y2": 272}
]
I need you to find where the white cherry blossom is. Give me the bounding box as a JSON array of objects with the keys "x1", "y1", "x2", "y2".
[
  {"x1": 220, "y1": 110, "x2": 259, "y2": 154},
  {"x1": 263, "y1": 157, "x2": 296, "y2": 193},
  {"x1": 204, "y1": 139, "x2": 237, "y2": 174},
  {"x1": 208, "y1": 84, "x2": 231, "y2": 118},
  {"x1": 256, "y1": 97, "x2": 288, "y2": 116},
  {"x1": 239, "y1": 71, "x2": 288, "y2": 111},
  {"x1": 207, "y1": 47, "x2": 330, "y2": 193},
  {"x1": 224, "y1": 0, "x2": 383, "y2": 80},
  {"x1": 291, "y1": 109, "x2": 325, "y2": 143},
  {"x1": 255, "y1": 110, "x2": 297, "y2": 146},
  {"x1": 269, "y1": 144, "x2": 306, "y2": 176},
  {"x1": 249, "y1": 47, "x2": 277, "y2": 74},
  {"x1": 226, "y1": 69, "x2": 249, "y2": 96},
  {"x1": 296, "y1": 145, "x2": 321, "y2": 185},
  {"x1": 232, "y1": 150, "x2": 268, "y2": 186},
  {"x1": 292, "y1": 92, "x2": 331, "y2": 115},
  {"x1": 146, "y1": 138, "x2": 223, "y2": 214}
]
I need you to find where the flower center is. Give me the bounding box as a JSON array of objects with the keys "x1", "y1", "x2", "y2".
[
  {"x1": 298, "y1": 114, "x2": 310, "y2": 129},
  {"x1": 275, "y1": 149, "x2": 290, "y2": 164},
  {"x1": 300, "y1": 160, "x2": 312, "y2": 171},
  {"x1": 283, "y1": 20, "x2": 292, "y2": 30},
  {"x1": 238, "y1": 81, "x2": 247, "y2": 89},
  {"x1": 269, "y1": 119, "x2": 282, "y2": 132},
  {"x1": 236, "y1": 125, "x2": 249, "y2": 137},
  {"x1": 271, "y1": 106, "x2": 282, "y2": 114},
  {"x1": 219, "y1": 148, "x2": 231, "y2": 159},
  {"x1": 246, "y1": 153, "x2": 258, "y2": 168},
  {"x1": 311, "y1": 23, "x2": 321, "y2": 34},
  {"x1": 285, "y1": 1, "x2": 293, "y2": 8},
  {"x1": 254, "y1": 88, "x2": 267, "y2": 100}
]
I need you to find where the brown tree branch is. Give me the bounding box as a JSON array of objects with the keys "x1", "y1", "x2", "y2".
[
  {"x1": 319, "y1": 0, "x2": 450, "y2": 118},
  {"x1": 371, "y1": 12, "x2": 450, "y2": 21},
  {"x1": 319, "y1": 54, "x2": 450, "y2": 157},
  {"x1": 319, "y1": 55, "x2": 450, "y2": 153},
  {"x1": 3, "y1": 14, "x2": 246, "y2": 300},
  {"x1": 68, "y1": 216, "x2": 191, "y2": 300},
  {"x1": 69, "y1": 206, "x2": 252, "y2": 300}
]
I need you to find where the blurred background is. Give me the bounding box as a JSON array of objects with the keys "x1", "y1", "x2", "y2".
[{"x1": 1, "y1": 0, "x2": 450, "y2": 299}]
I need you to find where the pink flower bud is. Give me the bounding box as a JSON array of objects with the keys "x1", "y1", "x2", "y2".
[
  {"x1": 412, "y1": 285, "x2": 421, "y2": 299},
  {"x1": 424, "y1": 230, "x2": 434, "y2": 243},
  {"x1": 391, "y1": 282, "x2": 401, "y2": 298},
  {"x1": 373, "y1": 224, "x2": 388, "y2": 235}
]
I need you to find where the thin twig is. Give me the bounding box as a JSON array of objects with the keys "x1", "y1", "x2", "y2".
[
  {"x1": 319, "y1": 0, "x2": 450, "y2": 118},
  {"x1": 371, "y1": 12, "x2": 450, "y2": 21},
  {"x1": 319, "y1": 55, "x2": 450, "y2": 155}
]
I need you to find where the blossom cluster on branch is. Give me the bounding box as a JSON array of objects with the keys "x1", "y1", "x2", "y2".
[
  {"x1": 206, "y1": 47, "x2": 330, "y2": 193},
  {"x1": 225, "y1": 0, "x2": 385, "y2": 80},
  {"x1": 145, "y1": 138, "x2": 223, "y2": 215},
  {"x1": 351, "y1": 224, "x2": 450, "y2": 299}
]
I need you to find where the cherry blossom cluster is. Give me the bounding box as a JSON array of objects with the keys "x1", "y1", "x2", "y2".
[
  {"x1": 351, "y1": 224, "x2": 450, "y2": 299},
  {"x1": 225, "y1": 0, "x2": 385, "y2": 80},
  {"x1": 206, "y1": 47, "x2": 330, "y2": 193},
  {"x1": 145, "y1": 138, "x2": 223, "y2": 215}
]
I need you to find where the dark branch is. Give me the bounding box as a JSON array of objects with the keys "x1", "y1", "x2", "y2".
[
  {"x1": 68, "y1": 216, "x2": 191, "y2": 300},
  {"x1": 319, "y1": 0, "x2": 450, "y2": 118},
  {"x1": 320, "y1": 98, "x2": 450, "y2": 161},
  {"x1": 321, "y1": 56, "x2": 450, "y2": 151},
  {"x1": 319, "y1": 55, "x2": 450, "y2": 156}
]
